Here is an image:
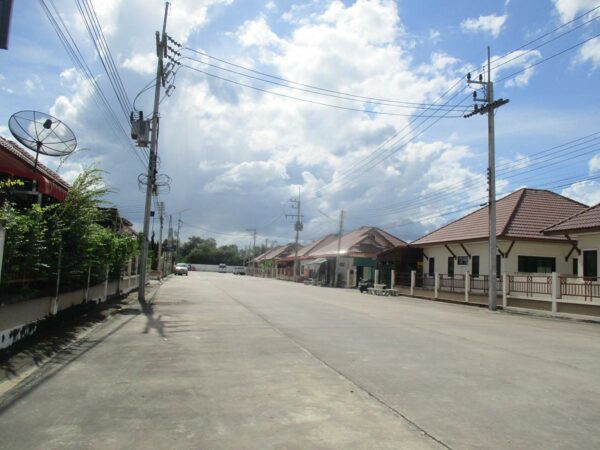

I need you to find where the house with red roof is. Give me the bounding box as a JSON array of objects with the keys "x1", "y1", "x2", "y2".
[
  {"x1": 411, "y1": 188, "x2": 588, "y2": 281},
  {"x1": 307, "y1": 226, "x2": 407, "y2": 286}
]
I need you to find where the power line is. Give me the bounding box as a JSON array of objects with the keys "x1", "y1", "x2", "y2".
[
  {"x1": 177, "y1": 64, "x2": 466, "y2": 118},
  {"x1": 40, "y1": 0, "x2": 148, "y2": 170}
]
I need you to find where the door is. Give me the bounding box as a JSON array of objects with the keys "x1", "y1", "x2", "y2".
[
  {"x1": 448, "y1": 256, "x2": 454, "y2": 277},
  {"x1": 583, "y1": 250, "x2": 597, "y2": 280}
]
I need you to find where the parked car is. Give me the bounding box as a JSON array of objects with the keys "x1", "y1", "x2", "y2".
[
  {"x1": 233, "y1": 266, "x2": 246, "y2": 275},
  {"x1": 218, "y1": 263, "x2": 227, "y2": 273},
  {"x1": 174, "y1": 263, "x2": 189, "y2": 276}
]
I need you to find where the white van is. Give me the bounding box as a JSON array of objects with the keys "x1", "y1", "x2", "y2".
[{"x1": 218, "y1": 263, "x2": 227, "y2": 273}]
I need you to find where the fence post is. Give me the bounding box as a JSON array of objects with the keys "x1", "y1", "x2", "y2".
[
  {"x1": 502, "y1": 273, "x2": 508, "y2": 308},
  {"x1": 434, "y1": 272, "x2": 439, "y2": 299},
  {"x1": 465, "y1": 272, "x2": 470, "y2": 303},
  {"x1": 410, "y1": 270, "x2": 415, "y2": 296},
  {"x1": 0, "y1": 225, "x2": 5, "y2": 286},
  {"x1": 551, "y1": 272, "x2": 558, "y2": 313},
  {"x1": 390, "y1": 269, "x2": 395, "y2": 289},
  {"x1": 51, "y1": 242, "x2": 63, "y2": 316},
  {"x1": 85, "y1": 264, "x2": 92, "y2": 302}
]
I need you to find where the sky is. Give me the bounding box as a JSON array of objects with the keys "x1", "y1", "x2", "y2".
[{"x1": 1, "y1": 0, "x2": 599, "y2": 249}]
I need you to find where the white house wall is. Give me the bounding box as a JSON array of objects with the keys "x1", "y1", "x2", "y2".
[
  {"x1": 572, "y1": 232, "x2": 600, "y2": 276},
  {"x1": 421, "y1": 240, "x2": 576, "y2": 275}
]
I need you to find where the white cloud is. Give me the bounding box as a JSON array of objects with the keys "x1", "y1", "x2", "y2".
[
  {"x1": 562, "y1": 180, "x2": 600, "y2": 205},
  {"x1": 589, "y1": 154, "x2": 600, "y2": 173},
  {"x1": 461, "y1": 14, "x2": 508, "y2": 38},
  {"x1": 429, "y1": 29, "x2": 441, "y2": 44},
  {"x1": 24, "y1": 75, "x2": 43, "y2": 93},
  {"x1": 122, "y1": 52, "x2": 156, "y2": 75},
  {"x1": 488, "y1": 49, "x2": 542, "y2": 87},
  {"x1": 237, "y1": 16, "x2": 282, "y2": 48},
  {"x1": 552, "y1": 0, "x2": 600, "y2": 23},
  {"x1": 265, "y1": 1, "x2": 277, "y2": 12},
  {"x1": 205, "y1": 160, "x2": 289, "y2": 193},
  {"x1": 575, "y1": 37, "x2": 600, "y2": 70}
]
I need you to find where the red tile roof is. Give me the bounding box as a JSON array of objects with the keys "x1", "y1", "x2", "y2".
[
  {"x1": 0, "y1": 136, "x2": 70, "y2": 201},
  {"x1": 253, "y1": 243, "x2": 300, "y2": 262},
  {"x1": 411, "y1": 188, "x2": 587, "y2": 246},
  {"x1": 310, "y1": 226, "x2": 406, "y2": 258},
  {"x1": 544, "y1": 203, "x2": 600, "y2": 234}
]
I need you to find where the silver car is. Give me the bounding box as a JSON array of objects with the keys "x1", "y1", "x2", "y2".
[{"x1": 174, "y1": 263, "x2": 189, "y2": 276}]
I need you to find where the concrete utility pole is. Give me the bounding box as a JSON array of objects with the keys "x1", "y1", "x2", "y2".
[
  {"x1": 246, "y1": 228, "x2": 257, "y2": 268},
  {"x1": 334, "y1": 209, "x2": 345, "y2": 287},
  {"x1": 465, "y1": 46, "x2": 509, "y2": 311},
  {"x1": 157, "y1": 201, "x2": 165, "y2": 278},
  {"x1": 139, "y1": 2, "x2": 170, "y2": 301},
  {"x1": 286, "y1": 189, "x2": 303, "y2": 282},
  {"x1": 175, "y1": 215, "x2": 183, "y2": 260}
]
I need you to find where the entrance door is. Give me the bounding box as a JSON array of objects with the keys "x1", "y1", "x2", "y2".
[
  {"x1": 448, "y1": 256, "x2": 454, "y2": 277},
  {"x1": 583, "y1": 250, "x2": 597, "y2": 280}
]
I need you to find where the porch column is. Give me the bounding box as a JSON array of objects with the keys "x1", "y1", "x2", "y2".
[
  {"x1": 390, "y1": 270, "x2": 396, "y2": 289},
  {"x1": 434, "y1": 272, "x2": 439, "y2": 299},
  {"x1": 502, "y1": 273, "x2": 508, "y2": 308},
  {"x1": 551, "y1": 272, "x2": 558, "y2": 313},
  {"x1": 410, "y1": 270, "x2": 415, "y2": 296},
  {"x1": 465, "y1": 272, "x2": 470, "y2": 303},
  {"x1": 374, "y1": 269, "x2": 379, "y2": 285},
  {"x1": 346, "y1": 268, "x2": 351, "y2": 288}
]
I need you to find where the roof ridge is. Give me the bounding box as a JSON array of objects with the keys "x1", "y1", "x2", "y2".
[{"x1": 499, "y1": 188, "x2": 526, "y2": 236}]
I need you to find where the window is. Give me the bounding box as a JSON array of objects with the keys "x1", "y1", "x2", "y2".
[
  {"x1": 457, "y1": 256, "x2": 468, "y2": 265},
  {"x1": 573, "y1": 258, "x2": 578, "y2": 276},
  {"x1": 447, "y1": 256, "x2": 454, "y2": 277},
  {"x1": 428, "y1": 257, "x2": 435, "y2": 276},
  {"x1": 583, "y1": 250, "x2": 597, "y2": 280},
  {"x1": 472, "y1": 255, "x2": 480, "y2": 277},
  {"x1": 517, "y1": 256, "x2": 556, "y2": 273}
]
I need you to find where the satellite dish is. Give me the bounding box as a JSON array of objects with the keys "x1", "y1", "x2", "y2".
[{"x1": 8, "y1": 110, "x2": 77, "y2": 169}]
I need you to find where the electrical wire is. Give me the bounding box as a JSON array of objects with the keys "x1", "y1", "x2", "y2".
[{"x1": 178, "y1": 64, "x2": 466, "y2": 118}]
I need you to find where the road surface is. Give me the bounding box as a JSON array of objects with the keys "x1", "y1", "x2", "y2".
[{"x1": 1, "y1": 272, "x2": 599, "y2": 449}]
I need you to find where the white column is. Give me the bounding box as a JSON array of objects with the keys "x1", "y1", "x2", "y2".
[
  {"x1": 502, "y1": 273, "x2": 508, "y2": 308},
  {"x1": 551, "y1": 272, "x2": 558, "y2": 313},
  {"x1": 103, "y1": 264, "x2": 109, "y2": 302},
  {"x1": 465, "y1": 272, "x2": 470, "y2": 303},
  {"x1": 410, "y1": 270, "x2": 415, "y2": 296},
  {"x1": 346, "y1": 268, "x2": 351, "y2": 288},
  {"x1": 390, "y1": 270, "x2": 396, "y2": 289},
  {"x1": 374, "y1": 269, "x2": 379, "y2": 285},
  {"x1": 434, "y1": 272, "x2": 439, "y2": 299}
]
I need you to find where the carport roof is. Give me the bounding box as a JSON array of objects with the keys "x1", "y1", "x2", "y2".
[{"x1": 544, "y1": 203, "x2": 600, "y2": 235}]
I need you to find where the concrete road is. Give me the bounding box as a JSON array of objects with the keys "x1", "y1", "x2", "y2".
[{"x1": 1, "y1": 273, "x2": 599, "y2": 449}]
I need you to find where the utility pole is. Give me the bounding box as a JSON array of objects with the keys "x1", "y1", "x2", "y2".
[
  {"x1": 167, "y1": 214, "x2": 173, "y2": 274},
  {"x1": 157, "y1": 201, "x2": 165, "y2": 279},
  {"x1": 139, "y1": 2, "x2": 169, "y2": 302},
  {"x1": 175, "y1": 215, "x2": 183, "y2": 261},
  {"x1": 246, "y1": 228, "x2": 256, "y2": 272},
  {"x1": 465, "y1": 46, "x2": 509, "y2": 311},
  {"x1": 334, "y1": 209, "x2": 345, "y2": 287},
  {"x1": 286, "y1": 188, "x2": 303, "y2": 282}
]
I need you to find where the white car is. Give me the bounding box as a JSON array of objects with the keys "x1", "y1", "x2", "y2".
[{"x1": 174, "y1": 263, "x2": 189, "y2": 276}]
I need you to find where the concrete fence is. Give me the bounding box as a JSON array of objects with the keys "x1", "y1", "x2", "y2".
[
  {"x1": 392, "y1": 271, "x2": 600, "y2": 318},
  {"x1": 0, "y1": 274, "x2": 140, "y2": 351}
]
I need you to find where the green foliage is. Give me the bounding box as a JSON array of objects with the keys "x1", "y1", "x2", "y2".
[
  {"x1": 0, "y1": 167, "x2": 139, "y2": 300},
  {"x1": 179, "y1": 235, "x2": 245, "y2": 265},
  {"x1": 0, "y1": 202, "x2": 48, "y2": 284}
]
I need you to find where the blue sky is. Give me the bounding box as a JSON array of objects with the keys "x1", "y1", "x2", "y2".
[{"x1": 1, "y1": 0, "x2": 599, "y2": 248}]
